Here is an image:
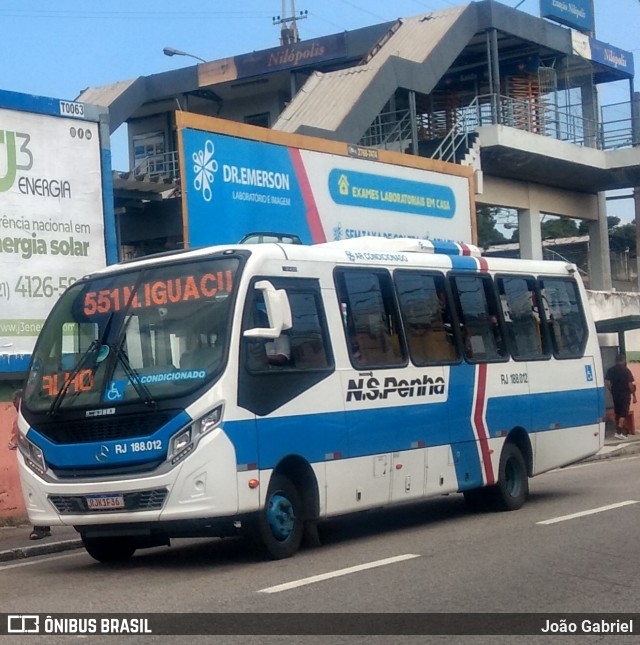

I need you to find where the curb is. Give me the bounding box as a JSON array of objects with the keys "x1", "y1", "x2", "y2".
[
  {"x1": 0, "y1": 538, "x2": 83, "y2": 563},
  {"x1": 584, "y1": 441, "x2": 640, "y2": 462}
]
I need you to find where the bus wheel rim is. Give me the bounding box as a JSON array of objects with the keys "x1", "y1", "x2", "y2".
[{"x1": 267, "y1": 493, "x2": 295, "y2": 541}]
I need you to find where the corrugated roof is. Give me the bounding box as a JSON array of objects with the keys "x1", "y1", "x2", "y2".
[{"x1": 274, "y1": 5, "x2": 468, "y2": 136}]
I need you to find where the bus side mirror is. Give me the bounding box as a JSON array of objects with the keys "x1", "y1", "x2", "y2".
[{"x1": 243, "y1": 280, "x2": 292, "y2": 339}]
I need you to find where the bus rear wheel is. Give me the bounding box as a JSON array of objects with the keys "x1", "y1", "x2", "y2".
[
  {"x1": 81, "y1": 535, "x2": 137, "y2": 563},
  {"x1": 255, "y1": 474, "x2": 303, "y2": 560},
  {"x1": 493, "y1": 442, "x2": 528, "y2": 511}
]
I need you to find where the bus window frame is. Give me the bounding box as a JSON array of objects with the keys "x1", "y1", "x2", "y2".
[
  {"x1": 537, "y1": 275, "x2": 588, "y2": 360},
  {"x1": 495, "y1": 273, "x2": 552, "y2": 362},
  {"x1": 333, "y1": 266, "x2": 408, "y2": 370},
  {"x1": 448, "y1": 271, "x2": 510, "y2": 365},
  {"x1": 393, "y1": 268, "x2": 463, "y2": 367},
  {"x1": 241, "y1": 275, "x2": 335, "y2": 375}
]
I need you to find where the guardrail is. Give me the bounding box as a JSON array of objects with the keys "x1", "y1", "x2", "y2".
[{"x1": 359, "y1": 93, "x2": 636, "y2": 163}]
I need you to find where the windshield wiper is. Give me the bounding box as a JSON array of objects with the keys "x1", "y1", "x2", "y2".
[
  {"x1": 113, "y1": 344, "x2": 156, "y2": 409},
  {"x1": 47, "y1": 339, "x2": 101, "y2": 416},
  {"x1": 47, "y1": 305, "x2": 119, "y2": 416}
]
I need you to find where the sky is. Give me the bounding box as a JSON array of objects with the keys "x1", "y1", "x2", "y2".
[{"x1": 1, "y1": 0, "x2": 639, "y2": 220}]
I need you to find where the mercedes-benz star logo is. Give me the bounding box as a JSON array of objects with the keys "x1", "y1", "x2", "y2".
[{"x1": 95, "y1": 445, "x2": 110, "y2": 462}]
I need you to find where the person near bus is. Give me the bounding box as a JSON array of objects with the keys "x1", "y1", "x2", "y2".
[
  {"x1": 7, "y1": 389, "x2": 52, "y2": 540},
  {"x1": 605, "y1": 354, "x2": 637, "y2": 439}
]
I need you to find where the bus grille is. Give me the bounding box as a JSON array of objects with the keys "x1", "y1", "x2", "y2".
[
  {"x1": 36, "y1": 412, "x2": 176, "y2": 444},
  {"x1": 48, "y1": 489, "x2": 168, "y2": 515},
  {"x1": 51, "y1": 460, "x2": 164, "y2": 479}
]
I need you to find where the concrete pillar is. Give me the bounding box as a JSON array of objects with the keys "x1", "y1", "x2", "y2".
[
  {"x1": 588, "y1": 192, "x2": 612, "y2": 290},
  {"x1": 517, "y1": 208, "x2": 542, "y2": 260},
  {"x1": 580, "y1": 77, "x2": 599, "y2": 149}
]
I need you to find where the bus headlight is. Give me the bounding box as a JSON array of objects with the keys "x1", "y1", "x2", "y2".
[
  {"x1": 194, "y1": 404, "x2": 223, "y2": 438},
  {"x1": 18, "y1": 434, "x2": 47, "y2": 476},
  {"x1": 168, "y1": 404, "x2": 224, "y2": 465}
]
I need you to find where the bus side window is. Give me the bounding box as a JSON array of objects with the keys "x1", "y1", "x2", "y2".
[
  {"x1": 539, "y1": 278, "x2": 587, "y2": 359},
  {"x1": 244, "y1": 284, "x2": 332, "y2": 372},
  {"x1": 450, "y1": 274, "x2": 507, "y2": 362},
  {"x1": 335, "y1": 268, "x2": 405, "y2": 368},
  {"x1": 497, "y1": 276, "x2": 549, "y2": 360},
  {"x1": 394, "y1": 270, "x2": 459, "y2": 365},
  {"x1": 288, "y1": 291, "x2": 331, "y2": 370}
]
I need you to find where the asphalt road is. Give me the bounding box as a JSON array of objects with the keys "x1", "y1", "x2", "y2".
[{"x1": 1, "y1": 454, "x2": 639, "y2": 644}]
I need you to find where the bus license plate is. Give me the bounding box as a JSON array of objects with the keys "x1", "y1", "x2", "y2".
[{"x1": 86, "y1": 494, "x2": 125, "y2": 510}]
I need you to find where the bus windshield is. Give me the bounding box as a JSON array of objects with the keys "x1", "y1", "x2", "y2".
[{"x1": 23, "y1": 257, "x2": 240, "y2": 413}]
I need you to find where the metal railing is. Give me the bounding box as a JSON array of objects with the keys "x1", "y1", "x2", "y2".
[
  {"x1": 133, "y1": 150, "x2": 180, "y2": 179},
  {"x1": 359, "y1": 93, "x2": 635, "y2": 163},
  {"x1": 358, "y1": 108, "x2": 414, "y2": 150},
  {"x1": 600, "y1": 101, "x2": 635, "y2": 150},
  {"x1": 432, "y1": 93, "x2": 604, "y2": 162}
]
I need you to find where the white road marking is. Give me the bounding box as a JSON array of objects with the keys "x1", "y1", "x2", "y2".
[
  {"x1": 258, "y1": 553, "x2": 420, "y2": 594},
  {"x1": 0, "y1": 551, "x2": 84, "y2": 571},
  {"x1": 537, "y1": 500, "x2": 639, "y2": 525}
]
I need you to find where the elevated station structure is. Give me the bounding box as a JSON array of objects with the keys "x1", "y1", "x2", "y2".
[{"x1": 79, "y1": 0, "x2": 638, "y2": 293}]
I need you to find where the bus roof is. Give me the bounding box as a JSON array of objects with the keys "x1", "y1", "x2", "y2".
[
  {"x1": 318, "y1": 236, "x2": 480, "y2": 257},
  {"x1": 82, "y1": 236, "x2": 576, "y2": 280}
]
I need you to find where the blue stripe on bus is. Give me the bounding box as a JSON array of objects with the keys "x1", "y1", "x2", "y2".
[
  {"x1": 432, "y1": 240, "x2": 462, "y2": 256},
  {"x1": 485, "y1": 387, "x2": 604, "y2": 434},
  {"x1": 448, "y1": 362, "x2": 484, "y2": 487},
  {"x1": 450, "y1": 256, "x2": 478, "y2": 271},
  {"x1": 30, "y1": 386, "x2": 602, "y2": 472},
  {"x1": 27, "y1": 411, "x2": 192, "y2": 469},
  {"x1": 225, "y1": 384, "x2": 600, "y2": 471}
]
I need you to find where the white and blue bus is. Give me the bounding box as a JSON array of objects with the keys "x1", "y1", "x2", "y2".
[{"x1": 16, "y1": 237, "x2": 604, "y2": 562}]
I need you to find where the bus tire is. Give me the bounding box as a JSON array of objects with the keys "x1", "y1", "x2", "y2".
[
  {"x1": 492, "y1": 442, "x2": 528, "y2": 511},
  {"x1": 256, "y1": 474, "x2": 303, "y2": 560},
  {"x1": 81, "y1": 535, "x2": 137, "y2": 563}
]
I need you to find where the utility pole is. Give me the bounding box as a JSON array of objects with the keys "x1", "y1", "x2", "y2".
[{"x1": 272, "y1": 0, "x2": 307, "y2": 45}]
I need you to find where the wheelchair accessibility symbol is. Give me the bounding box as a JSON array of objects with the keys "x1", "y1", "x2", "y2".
[
  {"x1": 585, "y1": 365, "x2": 594, "y2": 382},
  {"x1": 105, "y1": 381, "x2": 125, "y2": 401}
]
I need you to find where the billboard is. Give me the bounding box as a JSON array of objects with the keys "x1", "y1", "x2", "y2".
[
  {"x1": 0, "y1": 90, "x2": 114, "y2": 373},
  {"x1": 176, "y1": 113, "x2": 474, "y2": 249}
]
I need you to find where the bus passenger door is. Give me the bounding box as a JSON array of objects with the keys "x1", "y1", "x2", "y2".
[
  {"x1": 335, "y1": 268, "x2": 409, "y2": 513},
  {"x1": 238, "y1": 277, "x2": 345, "y2": 512}
]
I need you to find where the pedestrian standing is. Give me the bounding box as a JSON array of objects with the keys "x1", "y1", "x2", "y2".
[{"x1": 605, "y1": 354, "x2": 637, "y2": 439}]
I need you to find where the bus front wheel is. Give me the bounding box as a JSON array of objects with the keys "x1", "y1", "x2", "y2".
[
  {"x1": 81, "y1": 535, "x2": 137, "y2": 563},
  {"x1": 493, "y1": 442, "x2": 528, "y2": 511},
  {"x1": 255, "y1": 474, "x2": 303, "y2": 560}
]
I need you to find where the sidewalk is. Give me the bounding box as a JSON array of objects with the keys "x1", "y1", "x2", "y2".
[
  {"x1": 587, "y1": 424, "x2": 640, "y2": 461},
  {"x1": 1, "y1": 431, "x2": 639, "y2": 564},
  {"x1": 0, "y1": 523, "x2": 82, "y2": 563}
]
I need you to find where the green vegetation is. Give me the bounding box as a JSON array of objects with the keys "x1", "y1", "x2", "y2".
[{"x1": 477, "y1": 207, "x2": 637, "y2": 255}]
